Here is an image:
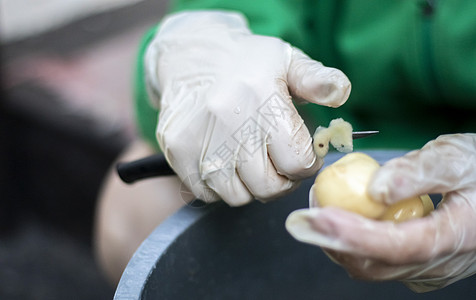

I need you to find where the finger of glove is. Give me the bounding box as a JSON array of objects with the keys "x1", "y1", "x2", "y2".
[
  {"x1": 287, "y1": 47, "x2": 351, "y2": 108},
  {"x1": 157, "y1": 115, "x2": 223, "y2": 204},
  {"x1": 322, "y1": 249, "x2": 416, "y2": 281},
  {"x1": 161, "y1": 147, "x2": 221, "y2": 204},
  {"x1": 325, "y1": 247, "x2": 476, "y2": 293},
  {"x1": 201, "y1": 163, "x2": 254, "y2": 206},
  {"x1": 286, "y1": 200, "x2": 476, "y2": 265},
  {"x1": 262, "y1": 90, "x2": 322, "y2": 179},
  {"x1": 403, "y1": 251, "x2": 476, "y2": 293},
  {"x1": 235, "y1": 143, "x2": 297, "y2": 202},
  {"x1": 173, "y1": 143, "x2": 254, "y2": 206},
  {"x1": 179, "y1": 169, "x2": 221, "y2": 204},
  {"x1": 369, "y1": 134, "x2": 476, "y2": 204},
  {"x1": 199, "y1": 142, "x2": 254, "y2": 206},
  {"x1": 165, "y1": 157, "x2": 220, "y2": 204},
  {"x1": 323, "y1": 249, "x2": 449, "y2": 291},
  {"x1": 286, "y1": 208, "x2": 419, "y2": 263}
]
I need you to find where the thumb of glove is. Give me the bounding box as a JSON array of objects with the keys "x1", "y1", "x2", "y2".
[
  {"x1": 287, "y1": 48, "x2": 351, "y2": 108},
  {"x1": 368, "y1": 134, "x2": 476, "y2": 205}
]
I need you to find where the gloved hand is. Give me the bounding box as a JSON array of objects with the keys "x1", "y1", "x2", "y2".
[
  {"x1": 286, "y1": 134, "x2": 476, "y2": 292},
  {"x1": 145, "y1": 11, "x2": 351, "y2": 205}
]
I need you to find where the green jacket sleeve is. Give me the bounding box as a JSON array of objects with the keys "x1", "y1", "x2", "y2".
[
  {"x1": 170, "y1": 0, "x2": 308, "y2": 47},
  {"x1": 134, "y1": 25, "x2": 160, "y2": 150}
]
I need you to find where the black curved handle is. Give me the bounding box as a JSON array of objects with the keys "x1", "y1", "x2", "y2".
[{"x1": 116, "y1": 154, "x2": 175, "y2": 184}]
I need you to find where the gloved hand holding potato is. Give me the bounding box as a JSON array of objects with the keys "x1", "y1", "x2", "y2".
[
  {"x1": 145, "y1": 11, "x2": 351, "y2": 205},
  {"x1": 287, "y1": 134, "x2": 476, "y2": 292}
]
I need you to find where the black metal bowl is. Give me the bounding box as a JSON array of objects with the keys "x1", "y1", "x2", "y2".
[{"x1": 114, "y1": 151, "x2": 476, "y2": 299}]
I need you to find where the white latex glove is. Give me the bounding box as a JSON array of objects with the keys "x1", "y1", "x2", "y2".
[
  {"x1": 145, "y1": 11, "x2": 351, "y2": 206},
  {"x1": 286, "y1": 134, "x2": 476, "y2": 292}
]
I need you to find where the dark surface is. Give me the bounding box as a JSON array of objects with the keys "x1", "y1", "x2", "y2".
[
  {"x1": 116, "y1": 151, "x2": 476, "y2": 300},
  {"x1": 2, "y1": 83, "x2": 127, "y2": 239},
  {"x1": 1, "y1": 1, "x2": 167, "y2": 299},
  {"x1": 0, "y1": 216, "x2": 114, "y2": 300},
  {"x1": 0, "y1": 79, "x2": 122, "y2": 300}
]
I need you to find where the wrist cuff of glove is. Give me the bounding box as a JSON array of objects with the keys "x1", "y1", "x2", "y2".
[{"x1": 157, "y1": 10, "x2": 251, "y2": 37}]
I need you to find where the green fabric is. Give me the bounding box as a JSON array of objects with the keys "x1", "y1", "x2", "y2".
[
  {"x1": 134, "y1": 25, "x2": 160, "y2": 149},
  {"x1": 170, "y1": 0, "x2": 310, "y2": 50},
  {"x1": 134, "y1": 0, "x2": 476, "y2": 152}
]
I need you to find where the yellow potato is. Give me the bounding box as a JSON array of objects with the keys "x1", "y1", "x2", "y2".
[
  {"x1": 381, "y1": 194, "x2": 434, "y2": 223},
  {"x1": 311, "y1": 152, "x2": 434, "y2": 222}
]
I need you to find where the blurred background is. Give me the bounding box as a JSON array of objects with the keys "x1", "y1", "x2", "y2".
[{"x1": 1, "y1": 0, "x2": 167, "y2": 299}]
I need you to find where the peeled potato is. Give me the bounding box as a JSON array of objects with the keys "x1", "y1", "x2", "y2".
[
  {"x1": 380, "y1": 194, "x2": 434, "y2": 223},
  {"x1": 311, "y1": 153, "x2": 386, "y2": 218},
  {"x1": 311, "y1": 152, "x2": 434, "y2": 222}
]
